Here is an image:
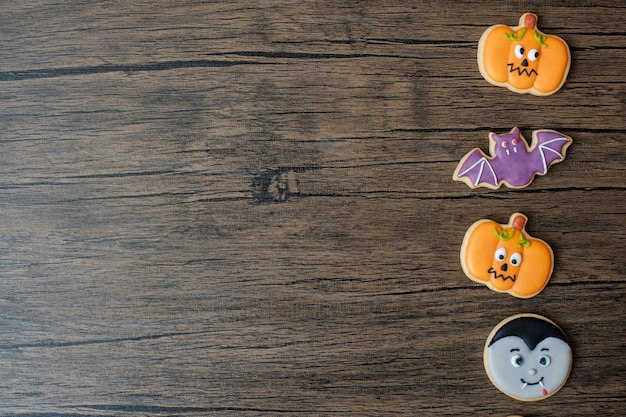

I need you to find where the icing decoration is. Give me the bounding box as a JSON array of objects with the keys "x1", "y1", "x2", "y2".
[
  {"x1": 453, "y1": 127, "x2": 572, "y2": 189},
  {"x1": 477, "y1": 13, "x2": 571, "y2": 96},
  {"x1": 484, "y1": 313, "x2": 572, "y2": 401},
  {"x1": 460, "y1": 213, "x2": 554, "y2": 298}
]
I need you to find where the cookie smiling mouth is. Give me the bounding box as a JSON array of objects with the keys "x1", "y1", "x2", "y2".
[
  {"x1": 507, "y1": 63, "x2": 538, "y2": 77},
  {"x1": 521, "y1": 377, "x2": 548, "y2": 396},
  {"x1": 521, "y1": 376, "x2": 543, "y2": 388},
  {"x1": 487, "y1": 267, "x2": 516, "y2": 282}
]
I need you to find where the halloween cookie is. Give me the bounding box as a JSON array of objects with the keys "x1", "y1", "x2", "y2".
[
  {"x1": 453, "y1": 127, "x2": 572, "y2": 189},
  {"x1": 484, "y1": 313, "x2": 572, "y2": 401},
  {"x1": 477, "y1": 13, "x2": 571, "y2": 96},
  {"x1": 460, "y1": 213, "x2": 554, "y2": 299}
]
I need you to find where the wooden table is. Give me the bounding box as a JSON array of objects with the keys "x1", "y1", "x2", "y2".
[{"x1": 1, "y1": 2, "x2": 624, "y2": 416}]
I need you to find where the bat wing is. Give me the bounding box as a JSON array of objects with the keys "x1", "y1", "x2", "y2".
[
  {"x1": 532, "y1": 130, "x2": 573, "y2": 175},
  {"x1": 453, "y1": 148, "x2": 499, "y2": 188}
]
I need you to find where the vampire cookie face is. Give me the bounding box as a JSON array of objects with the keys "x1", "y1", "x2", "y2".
[{"x1": 484, "y1": 314, "x2": 572, "y2": 401}]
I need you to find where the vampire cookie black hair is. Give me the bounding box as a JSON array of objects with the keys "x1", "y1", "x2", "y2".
[{"x1": 488, "y1": 315, "x2": 568, "y2": 350}]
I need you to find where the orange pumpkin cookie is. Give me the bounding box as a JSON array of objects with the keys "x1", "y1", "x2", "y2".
[
  {"x1": 477, "y1": 13, "x2": 570, "y2": 96},
  {"x1": 460, "y1": 213, "x2": 554, "y2": 298}
]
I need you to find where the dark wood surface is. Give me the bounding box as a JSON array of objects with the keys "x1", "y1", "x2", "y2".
[{"x1": 1, "y1": 1, "x2": 624, "y2": 416}]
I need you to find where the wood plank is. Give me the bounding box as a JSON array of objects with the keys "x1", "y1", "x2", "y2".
[{"x1": 0, "y1": 1, "x2": 623, "y2": 415}]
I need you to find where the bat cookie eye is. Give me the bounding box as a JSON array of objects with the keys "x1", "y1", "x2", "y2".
[
  {"x1": 501, "y1": 141, "x2": 509, "y2": 148},
  {"x1": 510, "y1": 252, "x2": 522, "y2": 266},
  {"x1": 495, "y1": 247, "x2": 507, "y2": 261},
  {"x1": 511, "y1": 354, "x2": 524, "y2": 367},
  {"x1": 539, "y1": 355, "x2": 551, "y2": 367},
  {"x1": 514, "y1": 44, "x2": 525, "y2": 58},
  {"x1": 528, "y1": 49, "x2": 540, "y2": 61},
  {"x1": 512, "y1": 138, "x2": 519, "y2": 145}
]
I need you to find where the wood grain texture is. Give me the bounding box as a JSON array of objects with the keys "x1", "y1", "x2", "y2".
[{"x1": 0, "y1": 1, "x2": 624, "y2": 416}]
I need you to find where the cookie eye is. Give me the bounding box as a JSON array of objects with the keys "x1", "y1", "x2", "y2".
[
  {"x1": 528, "y1": 48, "x2": 540, "y2": 61},
  {"x1": 512, "y1": 138, "x2": 519, "y2": 145},
  {"x1": 501, "y1": 141, "x2": 509, "y2": 148},
  {"x1": 495, "y1": 247, "x2": 507, "y2": 261},
  {"x1": 510, "y1": 252, "x2": 522, "y2": 266},
  {"x1": 511, "y1": 354, "x2": 524, "y2": 367},
  {"x1": 539, "y1": 355, "x2": 551, "y2": 367},
  {"x1": 515, "y1": 44, "x2": 525, "y2": 58}
]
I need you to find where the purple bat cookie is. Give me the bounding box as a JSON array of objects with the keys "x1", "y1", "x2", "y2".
[{"x1": 453, "y1": 127, "x2": 572, "y2": 189}]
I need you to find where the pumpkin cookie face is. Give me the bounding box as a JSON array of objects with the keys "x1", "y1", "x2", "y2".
[
  {"x1": 460, "y1": 213, "x2": 554, "y2": 298},
  {"x1": 484, "y1": 314, "x2": 572, "y2": 401},
  {"x1": 477, "y1": 13, "x2": 570, "y2": 96}
]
